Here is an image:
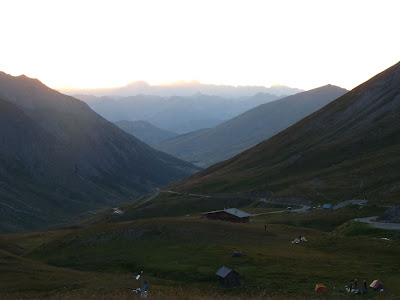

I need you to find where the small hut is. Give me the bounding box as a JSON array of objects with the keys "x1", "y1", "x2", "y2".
[{"x1": 216, "y1": 266, "x2": 240, "y2": 287}]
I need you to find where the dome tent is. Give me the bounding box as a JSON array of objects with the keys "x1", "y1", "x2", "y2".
[
  {"x1": 370, "y1": 279, "x2": 385, "y2": 291},
  {"x1": 315, "y1": 284, "x2": 327, "y2": 293}
]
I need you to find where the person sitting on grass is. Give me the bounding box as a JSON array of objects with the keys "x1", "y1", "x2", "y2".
[
  {"x1": 362, "y1": 280, "x2": 367, "y2": 293},
  {"x1": 348, "y1": 282, "x2": 353, "y2": 292}
]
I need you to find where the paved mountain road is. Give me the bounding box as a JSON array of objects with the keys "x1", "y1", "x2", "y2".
[
  {"x1": 356, "y1": 216, "x2": 400, "y2": 230},
  {"x1": 333, "y1": 200, "x2": 368, "y2": 210},
  {"x1": 140, "y1": 192, "x2": 399, "y2": 229}
]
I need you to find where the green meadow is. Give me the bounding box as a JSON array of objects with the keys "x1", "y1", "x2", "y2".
[{"x1": 1, "y1": 195, "x2": 399, "y2": 299}]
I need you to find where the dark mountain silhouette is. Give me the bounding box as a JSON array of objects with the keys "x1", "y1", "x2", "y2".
[
  {"x1": 114, "y1": 120, "x2": 178, "y2": 145},
  {"x1": 172, "y1": 61, "x2": 400, "y2": 205},
  {"x1": 75, "y1": 93, "x2": 283, "y2": 133},
  {"x1": 155, "y1": 85, "x2": 348, "y2": 167},
  {"x1": 0, "y1": 72, "x2": 200, "y2": 233}
]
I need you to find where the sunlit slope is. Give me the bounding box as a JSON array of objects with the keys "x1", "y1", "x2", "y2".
[
  {"x1": 0, "y1": 72, "x2": 200, "y2": 233},
  {"x1": 172, "y1": 61, "x2": 400, "y2": 204},
  {"x1": 155, "y1": 85, "x2": 347, "y2": 167}
]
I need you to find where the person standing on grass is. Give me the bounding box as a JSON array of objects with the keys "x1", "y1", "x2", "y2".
[
  {"x1": 349, "y1": 282, "x2": 353, "y2": 292},
  {"x1": 354, "y1": 278, "x2": 358, "y2": 290}
]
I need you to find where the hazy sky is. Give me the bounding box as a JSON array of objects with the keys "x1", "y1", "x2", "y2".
[{"x1": 1, "y1": 0, "x2": 399, "y2": 90}]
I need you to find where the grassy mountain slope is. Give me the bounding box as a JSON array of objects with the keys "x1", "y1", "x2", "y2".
[
  {"x1": 2, "y1": 67, "x2": 400, "y2": 299},
  {"x1": 1, "y1": 211, "x2": 398, "y2": 299},
  {"x1": 114, "y1": 120, "x2": 178, "y2": 145},
  {"x1": 171, "y1": 62, "x2": 400, "y2": 205},
  {"x1": 155, "y1": 85, "x2": 347, "y2": 167},
  {"x1": 0, "y1": 72, "x2": 200, "y2": 233}
]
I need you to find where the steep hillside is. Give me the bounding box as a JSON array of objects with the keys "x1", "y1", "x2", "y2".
[
  {"x1": 156, "y1": 85, "x2": 347, "y2": 167},
  {"x1": 0, "y1": 72, "x2": 200, "y2": 233},
  {"x1": 172, "y1": 61, "x2": 400, "y2": 205},
  {"x1": 114, "y1": 120, "x2": 178, "y2": 145}
]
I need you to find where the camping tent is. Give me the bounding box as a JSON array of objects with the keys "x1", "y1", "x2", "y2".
[
  {"x1": 315, "y1": 284, "x2": 327, "y2": 293},
  {"x1": 370, "y1": 279, "x2": 385, "y2": 290},
  {"x1": 231, "y1": 251, "x2": 244, "y2": 257}
]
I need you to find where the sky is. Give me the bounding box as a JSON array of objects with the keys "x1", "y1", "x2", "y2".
[{"x1": 1, "y1": 0, "x2": 399, "y2": 91}]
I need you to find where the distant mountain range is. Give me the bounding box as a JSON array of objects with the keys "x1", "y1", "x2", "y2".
[
  {"x1": 0, "y1": 72, "x2": 200, "y2": 233},
  {"x1": 61, "y1": 81, "x2": 303, "y2": 98},
  {"x1": 75, "y1": 92, "x2": 285, "y2": 133},
  {"x1": 114, "y1": 120, "x2": 178, "y2": 145},
  {"x1": 155, "y1": 85, "x2": 348, "y2": 167},
  {"x1": 172, "y1": 61, "x2": 400, "y2": 205}
]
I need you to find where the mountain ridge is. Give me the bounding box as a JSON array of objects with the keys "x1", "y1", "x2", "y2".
[
  {"x1": 74, "y1": 92, "x2": 284, "y2": 133},
  {"x1": 155, "y1": 84, "x2": 348, "y2": 167},
  {"x1": 114, "y1": 120, "x2": 178, "y2": 145},
  {"x1": 0, "y1": 72, "x2": 200, "y2": 233},
  {"x1": 171, "y1": 61, "x2": 400, "y2": 204},
  {"x1": 61, "y1": 81, "x2": 303, "y2": 98}
]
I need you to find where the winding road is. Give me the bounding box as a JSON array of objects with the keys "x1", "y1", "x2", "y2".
[
  {"x1": 355, "y1": 216, "x2": 400, "y2": 230},
  {"x1": 142, "y1": 190, "x2": 162, "y2": 204},
  {"x1": 251, "y1": 205, "x2": 311, "y2": 216},
  {"x1": 147, "y1": 190, "x2": 311, "y2": 216},
  {"x1": 333, "y1": 200, "x2": 368, "y2": 210},
  {"x1": 140, "y1": 191, "x2": 400, "y2": 229}
]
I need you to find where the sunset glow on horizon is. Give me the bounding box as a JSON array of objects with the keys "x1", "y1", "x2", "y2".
[{"x1": 1, "y1": 0, "x2": 399, "y2": 91}]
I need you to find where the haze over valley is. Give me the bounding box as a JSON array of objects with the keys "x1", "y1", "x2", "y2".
[
  {"x1": 1, "y1": 1, "x2": 400, "y2": 298},
  {"x1": 2, "y1": 62, "x2": 400, "y2": 298},
  {"x1": 62, "y1": 81, "x2": 303, "y2": 98},
  {"x1": 155, "y1": 85, "x2": 348, "y2": 167},
  {"x1": 0, "y1": 72, "x2": 200, "y2": 233},
  {"x1": 73, "y1": 88, "x2": 296, "y2": 134}
]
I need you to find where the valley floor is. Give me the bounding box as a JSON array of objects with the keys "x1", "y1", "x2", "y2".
[{"x1": 1, "y1": 193, "x2": 399, "y2": 299}]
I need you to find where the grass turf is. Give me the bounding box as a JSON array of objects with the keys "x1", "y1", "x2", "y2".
[
  {"x1": 18, "y1": 216, "x2": 400, "y2": 298},
  {"x1": 1, "y1": 199, "x2": 399, "y2": 299}
]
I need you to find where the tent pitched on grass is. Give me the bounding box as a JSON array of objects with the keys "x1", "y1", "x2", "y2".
[
  {"x1": 315, "y1": 284, "x2": 327, "y2": 293},
  {"x1": 370, "y1": 279, "x2": 385, "y2": 290}
]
